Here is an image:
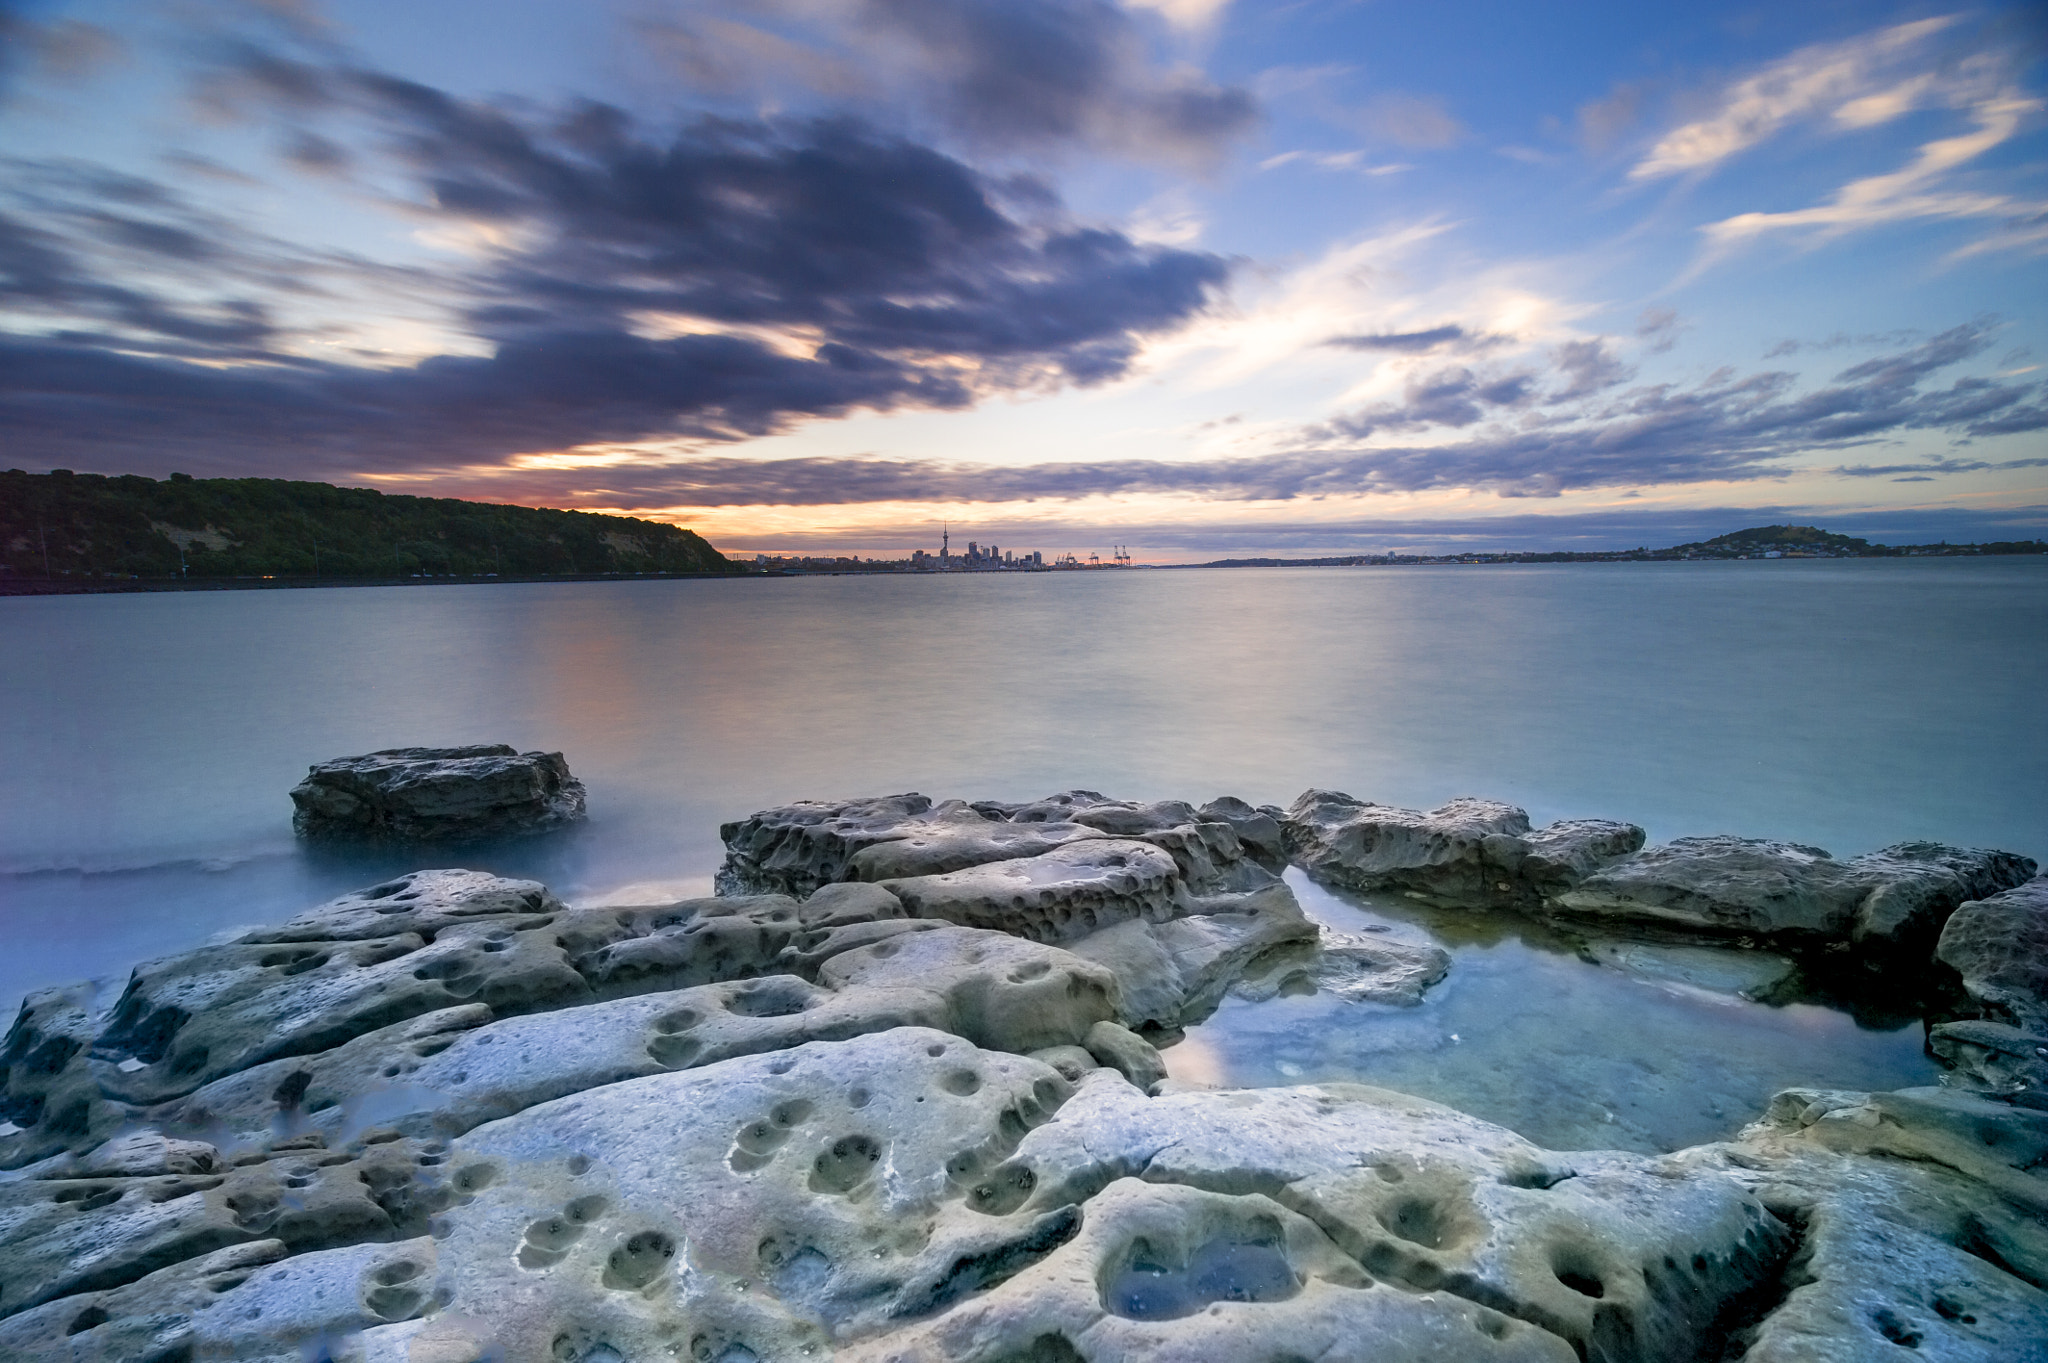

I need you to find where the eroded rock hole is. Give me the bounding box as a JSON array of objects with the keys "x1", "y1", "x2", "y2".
[
  {"x1": 1377, "y1": 1196, "x2": 1449, "y2": 1250},
  {"x1": 1872, "y1": 1307, "x2": 1922, "y2": 1348},
  {"x1": 725, "y1": 984, "x2": 812, "y2": 1019},
  {"x1": 969, "y1": 1162, "x2": 1037, "y2": 1215},
  {"x1": 603, "y1": 1230, "x2": 677, "y2": 1290},
  {"x1": 1105, "y1": 1232, "x2": 1298, "y2": 1320},
  {"x1": 811, "y1": 1135, "x2": 883, "y2": 1194},
  {"x1": 66, "y1": 1305, "x2": 109, "y2": 1335},
  {"x1": 942, "y1": 1069, "x2": 983, "y2": 1096}
]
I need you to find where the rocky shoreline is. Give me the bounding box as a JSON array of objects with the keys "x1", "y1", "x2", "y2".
[{"x1": 2, "y1": 787, "x2": 2042, "y2": 1362}]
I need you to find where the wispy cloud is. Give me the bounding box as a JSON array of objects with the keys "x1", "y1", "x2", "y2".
[{"x1": 1629, "y1": 16, "x2": 1959, "y2": 180}]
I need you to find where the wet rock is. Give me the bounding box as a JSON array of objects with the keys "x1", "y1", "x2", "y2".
[
  {"x1": 880, "y1": 840, "x2": 1183, "y2": 943},
  {"x1": 1082, "y1": 1021, "x2": 1167, "y2": 1091},
  {"x1": 1683, "y1": 1084, "x2": 2048, "y2": 1362},
  {"x1": 913, "y1": 1074, "x2": 1796, "y2": 1363},
  {"x1": 291, "y1": 745, "x2": 585, "y2": 843},
  {"x1": 1068, "y1": 881, "x2": 1317, "y2": 1029},
  {"x1": 1233, "y1": 931, "x2": 1453, "y2": 1007},
  {"x1": 1283, "y1": 790, "x2": 1644, "y2": 909},
  {"x1": 843, "y1": 1176, "x2": 1572, "y2": 1363},
  {"x1": 1558, "y1": 838, "x2": 2034, "y2": 955},
  {"x1": 1938, "y1": 876, "x2": 2048, "y2": 1033},
  {"x1": 1930, "y1": 1019, "x2": 2048, "y2": 1093}
]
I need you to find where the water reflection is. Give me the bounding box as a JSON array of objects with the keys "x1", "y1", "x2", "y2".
[{"x1": 1162, "y1": 872, "x2": 1937, "y2": 1154}]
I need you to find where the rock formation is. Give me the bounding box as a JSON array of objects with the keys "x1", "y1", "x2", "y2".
[
  {"x1": 290, "y1": 746, "x2": 587, "y2": 843},
  {"x1": 0, "y1": 789, "x2": 2040, "y2": 1361}
]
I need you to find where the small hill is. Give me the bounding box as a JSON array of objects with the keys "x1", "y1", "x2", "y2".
[
  {"x1": 1, "y1": 469, "x2": 735, "y2": 581},
  {"x1": 1677, "y1": 524, "x2": 1876, "y2": 554}
]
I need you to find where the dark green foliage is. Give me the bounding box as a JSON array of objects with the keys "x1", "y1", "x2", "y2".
[{"x1": 0, "y1": 469, "x2": 734, "y2": 580}]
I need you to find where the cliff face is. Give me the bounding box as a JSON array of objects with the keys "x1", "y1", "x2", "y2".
[{"x1": 0, "y1": 469, "x2": 734, "y2": 579}]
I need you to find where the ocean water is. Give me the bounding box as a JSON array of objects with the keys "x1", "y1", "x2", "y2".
[{"x1": 4, "y1": 559, "x2": 2043, "y2": 1148}]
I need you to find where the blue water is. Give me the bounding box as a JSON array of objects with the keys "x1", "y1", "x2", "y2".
[{"x1": 4, "y1": 559, "x2": 2043, "y2": 1145}]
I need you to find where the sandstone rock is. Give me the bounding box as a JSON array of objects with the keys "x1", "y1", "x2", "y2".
[
  {"x1": 1558, "y1": 838, "x2": 2035, "y2": 954},
  {"x1": 1678, "y1": 1084, "x2": 2048, "y2": 1362},
  {"x1": 0, "y1": 1236, "x2": 439, "y2": 1362},
  {"x1": 237, "y1": 867, "x2": 563, "y2": 944},
  {"x1": 1081, "y1": 1020, "x2": 1167, "y2": 1091},
  {"x1": 425, "y1": 1028, "x2": 1078, "y2": 1360},
  {"x1": 291, "y1": 745, "x2": 585, "y2": 843},
  {"x1": 1198, "y1": 795, "x2": 1291, "y2": 870},
  {"x1": 818, "y1": 926, "x2": 1119, "y2": 1052},
  {"x1": 0, "y1": 1132, "x2": 452, "y2": 1317},
  {"x1": 1930, "y1": 1019, "x2": 2048, "y2": 1094},
  {"x1": 721, "y1": 790, "x2": 1284, "y2": 903},
  {"x1": 1282, "y1": 789, "x2": 1643, "y2": 909},
  {"x1": 1233, "y1": 930, "x2": 1452, "y2": 1007},
  {"x1": 1938, "y1": 876, "x2": 2048, "y2": 1033},
  {"x1": 153, "y1": 979, "x2": 951, "y2": 1148},
  {"x1": 880, "y1": 840, "x2": 1183, "y2": 943},
  {"x1": 1067, "y1": 881, "x2": 1317, "y2": 1029},
  {"x1": 717, "y1": 793, "x2": 938, "y2": 895}
]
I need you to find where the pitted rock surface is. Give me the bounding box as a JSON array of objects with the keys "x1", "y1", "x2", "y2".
[
  {"x1": 290, "y1": 745, "x2": 586, "y2": 843},
  {"x1": 3, "y1": 788, "x2": 2044, "y2": 1362}
]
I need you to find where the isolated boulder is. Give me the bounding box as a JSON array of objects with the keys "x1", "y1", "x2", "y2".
[{"x1": 289, "y1": 745, "x2": 584, "y2": 843}]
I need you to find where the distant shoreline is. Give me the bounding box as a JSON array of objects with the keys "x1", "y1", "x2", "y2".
[{"x1": 7, "y1": 545, "x2": 2045, "y2": 595}]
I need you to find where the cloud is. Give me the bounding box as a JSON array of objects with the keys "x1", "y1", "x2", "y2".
[
  {"x1": 1697, "y1": 90, "x2": 2045, "y2": 254},
  {"x1": 1322, "y1": 325, "x2": 1466, "y2": 352},
  {"x1": 634, "y1": 0, "x2": 1257, "y2": 166},
  {"x1": 2, "y1": 65, "x2": 1230, "y2": 474},
  {"x1": 1629, "y1": 16, "x2": 1958, "y2": 180},
  {"x1": 1634, "y1": 307, "x2": 1680, "y2": 353},
  {"x1": 0, "y1": 10, "x2": 125, "y2": 95},
  {"x1": 1834, "y1": 456, "x2": 2048, "y2": 478}
]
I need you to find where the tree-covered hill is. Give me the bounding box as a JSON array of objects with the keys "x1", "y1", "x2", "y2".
[{"x1": 1, "y1": 470, "x2": 735, "y2": 581}]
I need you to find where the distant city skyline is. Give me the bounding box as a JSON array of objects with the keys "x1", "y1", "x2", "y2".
[{"x1": 3, "y1": 2, "x2": 2044, "y2": 560}]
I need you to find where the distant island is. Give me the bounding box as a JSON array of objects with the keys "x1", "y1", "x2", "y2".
[
  {"x1": 1, "y1": 469, "x2": 734, "y2": 589},
  {"x1": 1186, "y1": 523, "x2": 2048, "y2": 569}
]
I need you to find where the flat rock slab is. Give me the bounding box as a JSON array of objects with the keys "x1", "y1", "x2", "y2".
[
  {"x1": 291, "y1": 745, "x2": 585, "y2": 843},
  {"x1": 1556, "y1": 838, "x2": 2036, "y2": 953}
]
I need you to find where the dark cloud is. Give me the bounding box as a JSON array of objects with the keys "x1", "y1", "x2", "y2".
[
  {"x1": 634, "y1": 0, "x2": 1256, "y2": 165},
  {"x1": 398, "y1": 320, "x2": 2047, "y2": 508},
  {"x1": 1552, "y1": 338, "x2": 1633, "y2": 399},
  {"x1": 1, "y1": 62, "x2": 1228, "y2": 472},
  {"x1": 1323, "y1": 325, "x2": 1465, "y2": 352}
]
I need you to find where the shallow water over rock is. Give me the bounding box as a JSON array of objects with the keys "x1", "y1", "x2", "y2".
[{"x1": 1163, "y1": 871, "x2": 1937, "y2": 1152}]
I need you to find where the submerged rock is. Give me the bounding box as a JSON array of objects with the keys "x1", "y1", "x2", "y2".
[
  {"x1": 290, "y1": 745, "x2": 586, "y2": 843},
  {"x1": 1232, "y1": 930, "x2": 1453, "y2": 1007}
]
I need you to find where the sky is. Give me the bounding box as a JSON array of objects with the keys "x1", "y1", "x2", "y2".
[{"x1": 3, "y1": 0, "x2": 2045, "y2": 559}]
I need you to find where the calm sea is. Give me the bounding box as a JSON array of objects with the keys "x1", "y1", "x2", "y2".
[{"x1": 5, "y1": 559, "x2": 2043, "y2": 1148}]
